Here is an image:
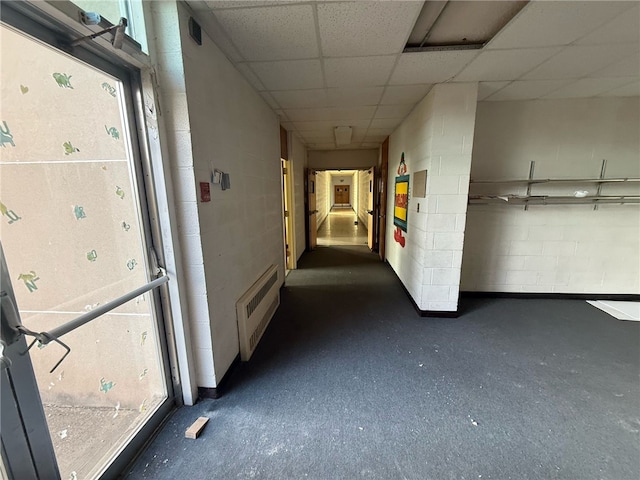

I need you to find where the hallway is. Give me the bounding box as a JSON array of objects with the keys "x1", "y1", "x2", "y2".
[
  {"x1": 317, "y1": 207, "x2": 368, "y2": 247},
  {"x1": 127, "y1": 246, "x2": 639, "y2": 480}
]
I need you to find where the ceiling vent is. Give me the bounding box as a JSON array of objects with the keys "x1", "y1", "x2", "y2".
[
  {"x1": 334, "y1": 126, "x2": 352, "y2": 147},
  {"x1": 404, "y1": 0, "x2": 528, "y2": 52}
]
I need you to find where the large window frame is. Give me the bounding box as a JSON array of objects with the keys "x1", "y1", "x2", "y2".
[{"x1": 0, "y1": 2, "x2": 180, "y2": 478}]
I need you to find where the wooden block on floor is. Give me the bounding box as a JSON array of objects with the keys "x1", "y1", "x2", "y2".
[{"x1": 185, "y1": 416, "x2": 209, "y2": 439}]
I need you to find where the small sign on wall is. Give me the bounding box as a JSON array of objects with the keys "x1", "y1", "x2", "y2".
[
  {"x1": 200, "y1": 182, "x2": 211, "y2": 202},
  {"x1": 413, "y1": 169, "x2": 427, "y2": 198}
]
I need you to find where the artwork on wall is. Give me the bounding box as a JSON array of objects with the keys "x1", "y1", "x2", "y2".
[{"x1": 393, "y1": 152, "x2": 409, "y2": 248}]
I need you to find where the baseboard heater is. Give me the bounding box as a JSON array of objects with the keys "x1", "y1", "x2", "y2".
[{"x1": 236, "y1": 264, "x2": 280, "y2": 361}]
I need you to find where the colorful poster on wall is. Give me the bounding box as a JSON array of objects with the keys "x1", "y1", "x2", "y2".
[{"x1": 394, "y1": 175, "x2": 409, "y2": 232}]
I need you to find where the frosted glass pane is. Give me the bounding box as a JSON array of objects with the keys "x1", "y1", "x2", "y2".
[{"x1": 0, "y1": 24, "x2": 166, "y2": 480}]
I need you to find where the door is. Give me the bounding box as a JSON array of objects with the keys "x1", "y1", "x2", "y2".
[
  {"x1": 281, "y1": 159, "x2": 294, "y2": 270},
  {"x1": 367, "y1": 168, "x2": 375, "y2": 249},
  {"x1": 378, "y1": 138, "x2": 389, "y2": 260},
  {"x1": 0, "y1": 16, "x2": 173, "y2": 480},
  {"x1": 334, "y1": 185, "x2": 350, "y2": 205},
  {"x1": 308, "y1": 170, "x2": 317, "y2": 250}
]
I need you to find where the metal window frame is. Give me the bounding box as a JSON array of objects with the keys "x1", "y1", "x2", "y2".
[{"x1": 0, "y1": 3, "x2": 179, "y2": 478}]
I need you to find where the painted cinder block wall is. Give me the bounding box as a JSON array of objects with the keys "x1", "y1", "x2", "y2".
[
  {"x1": 150, "y1": 2, "x2": 284, "y2": 388},
  {"x1": 462, "y1": 97, "x2": 640, "y2": 294},
  {"x1": 386, "y1": 83, "x2": 478, "y2": 312}
]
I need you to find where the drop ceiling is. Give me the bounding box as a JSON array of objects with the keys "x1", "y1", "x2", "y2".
[{"x1": 186, "y1": 1, "x2": 640, "y2": 150}]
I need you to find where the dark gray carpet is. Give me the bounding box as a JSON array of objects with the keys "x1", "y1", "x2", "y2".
[{"x1": 126, "y1": 246, "x2": 640, "y2": 480}]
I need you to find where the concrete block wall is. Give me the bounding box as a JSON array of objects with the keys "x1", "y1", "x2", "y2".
[
  {"x1": 146, "y1": 2, "x2": 284, "y2": 388},
  {"x1": 387, "y1": 83, "x2": 478, "y2": 312},
  {"x1": 462, "y1": 97, "x2": 640, "y2": 294}
]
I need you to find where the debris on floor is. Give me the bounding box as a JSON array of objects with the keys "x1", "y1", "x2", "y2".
[{"x1": 185, "y1": 416, "x2": 209, "y2": 439}]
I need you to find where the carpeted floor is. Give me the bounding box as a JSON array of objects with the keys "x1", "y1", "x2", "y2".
[{"x1": 126, "y1": 246, "x2": 640, "y2": 480}]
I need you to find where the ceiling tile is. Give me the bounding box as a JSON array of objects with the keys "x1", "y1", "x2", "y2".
[
  {"x1": 389, "y1": 51, "x2": 479, "y2": 85},
  {"x1": 260, "y1": 91, "x2": 280, "y2": 109},
  {"x1": 250, "y1": 59, "x2": 323, "y2": 90},
  {"x1": 326, "y1": 87, "x2": 384, "y2": 107},
  {"x1": 362, "y1": 143, "x2": 381, "y2": 148},
  {"x1": 370, "y1": 118, "x2": 402, "y2": 129},
  {"x1": 523, "y1": 44, "x2": 639, "y2": 80},
  {"x1": 477, "y1": 81, "x2": 511, "y2": 101},
  {"x1": 285, "y1": 106, "x2": 376, "y2": 122},
  {"x1": 308, "y1": 143, "x2": 336, "y2": 150},
  {"x1": 543, "y1": 77, "x2": 638, "y2": 99},
  {"x1": 380, "y1": 85, "x2": 432, "y2": 105},
  {"x1": 212, "y1": 5, "x2": 318, "y2": 61},
  {"x1": 300, "y1": 132, "x2": 334, "y2": 143},
  {"x1": 195, "y1": 12, "x2": 244, "y2": 61},
  {"x1": 205, "y1": 1, "x2": 305, "y2": 8},
  {"x1": 293, "y1": 120, "x2": 371, "y2": 131},
  {"x1": 576, "y1": 4, "x2": 640, "y2": 45},
  {"x1": 235, "y1": 63, "x2": 266, "y2": 91},
  {"x1": 188, "y1": 1, "x2": 211, "y2": 11},
  {"x1": 455, "y1": 47, "x2": 561, "y2": 81},
  {"x1": 270, "y1": 89, "x2": 328, "y2": 109},
  {"x1": 485, "y1": 79, "x2": 573, "y2": 101},
  {"x1": 600, "y1": 80, "x2": 640, "y2": 97},
  {"x1": 374, "y1": 104, "x2": 414, "y2": 119},
  {"x1": 324, "y1": 56, "x2": 397, "y2": 88},
  {"x1": 486, "y1": 1, "x2": 633, "y2": 49},
  {"x1": 592, "y1": 55, "x2": 640, "y2": 78},
  {"x1": 367, "y1": 127, "x2": 394, "y2": 137},
  {"x1": 317, "y1": 1, "x2": 422, "y2": 57},
  {"x1": 364, "y1": 135, "x2": 387, "y2": 143}
]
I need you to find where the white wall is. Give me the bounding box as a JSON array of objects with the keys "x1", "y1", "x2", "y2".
[
  {"x1": 316, "y1": 171, "x2": 329, "y2": 227},
  {"x1": 291, "y1": 134, "x2": 306, "y2": 262},
  {"x1": 462, "y1": 97, "x2": 640, "y2": 294},
  {"x1": 170, "y1": 3, "x2": 283, "y2": 387},
  {"x1": 386, "y1": 83, "x2": 478, "y2": 312},
  {"x1": 309, "y1": 149, "x2": 378, "y2": 169},
  {"x1": 330, "y1": 174, "x2": 353, "y2": 205}
]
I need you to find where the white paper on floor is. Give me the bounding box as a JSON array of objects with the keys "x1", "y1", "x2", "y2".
[{"x1": 587, "y1": 301, "x2": 640, "y2": 321}]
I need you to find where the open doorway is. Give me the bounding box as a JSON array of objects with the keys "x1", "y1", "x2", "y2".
[
  {"x1": 311, "y1": 169, "x2": 375, "y2": 248},
  {"x1": 281, "y1": 158, "x2": 295, "y2": 272}
]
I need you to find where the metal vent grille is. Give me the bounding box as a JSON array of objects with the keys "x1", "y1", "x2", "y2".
[{"x1": 246, "y1": 270, "x2": 278, "y2": 319}]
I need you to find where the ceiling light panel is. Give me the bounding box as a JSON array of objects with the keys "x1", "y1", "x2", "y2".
[
  {"x1": 212, "y1": 4, "x2": 318, "y2": 61},
  {"x1": 318, "y1": 1, "x2": 423, "y2": 57}
]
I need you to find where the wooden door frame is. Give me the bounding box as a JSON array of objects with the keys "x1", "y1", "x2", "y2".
[{"x1": 378, "y1": 138, "x2": 389, "y2": 261}]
